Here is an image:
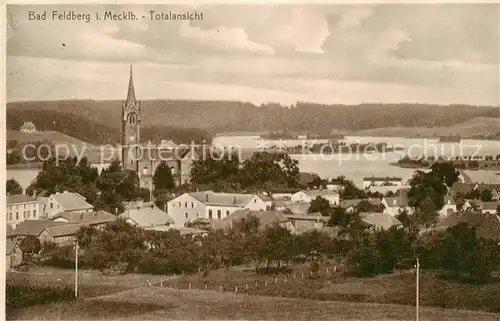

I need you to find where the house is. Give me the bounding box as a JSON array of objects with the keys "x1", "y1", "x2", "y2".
[
  {"x1": 439, "y1": 196, "x2": 457, "y2": 216},
  {"x1": 339, "y1": 198, "x2": 383, "y2": 213},
  {"x1": 361, "y1": 212, "x2": 403, "y2": 230},
  {"x1": 50, "y1": 210, "x2": 116, "y2": 229},
  {"x1": 6, "y1": 224, "x2": 15, "y2": 241},
  {"x1": 291, "y1": 190, "x2": 340, "y2": 205},
  {"x1": 436, "y1": 212, "x2": 500, "y2": 242},
  {"x1": 363, "y1": 176, "x2": 403, "y2": 189},
  {"x1": 273, "y1": 200, "x2": 310, "y2": 214},
  {"x1": 285, "y1": 213, "x2": 329, "y2": 234},
  {"x1": 326, "y1": 184, "x2": 345, "y2": 193},
  {"x1": 167, "y1": 191, "x2": 267, "y2": 227},
  {"x1": 257, "y1": 193, "x2": 273, "y2": 209},
  {"x1": 367, "y1": 185, "x2": 408, "y2": 195},
  {"x1": 6, "y1": 239, "x2": 23, "y2": 271},
  {"x1": 481, "y1": 201, "x2": 500, "y2": 214},
  {"x1": 120, "y1": 201, "x2": 175, "y2": 230},
  {"x1": 381, "y1": 196, "x2": 413, "y2": 216},
  {"x1": 20, "y1": 121, "x2": 36, "y2": 133},
  {"x1": 10, "y1": 220, "x2": 68, "y2": 239},
  {"x1": 46, "y1": 191, "x2": 93, "y2": 218},
  {"x1": 39, "y1": 223, "x2": 84, "y2": 246},
  {"x1": 6, "y1": 195, "x2": 42, "y2": 229},
  {"x1": 211, "y1": 209, "x2": 294, "y2": 232}
]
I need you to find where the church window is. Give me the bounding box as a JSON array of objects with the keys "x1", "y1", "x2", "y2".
[
  {"x1": 184, "y1": 202, "x2": 188, "y2": 208},
  {"x1": 129, "y1": 113, "x2": 136, "y2": 124},
  {"x1": 185, "y1": 212, "x2": 189, "y2": 219}
]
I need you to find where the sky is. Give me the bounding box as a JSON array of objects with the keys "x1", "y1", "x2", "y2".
[{"x1": 6, "y1": 3, "x2": 500, "y2": 106}]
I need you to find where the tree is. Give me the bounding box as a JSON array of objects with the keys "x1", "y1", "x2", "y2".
[
  {"x1": 331, "y1": 176, "x2": 367, "y2": 199},
  {"x1": 259, "y1": 224, "x2": 294, "y2": 273},
  {"x1": 153, "y1": 161, "x2": 175, "y2": 190},
  {"x1": 480, "y1": 189, "x2": 493, "y2": 202},
  {"x1": 356, "y1": 200, "x2": 384, "y2": 213},
  {"x1": 19, "y1": 236, "x2": 41, "y2": 256},
  {"x1": 190, "y1": 151, "x2": 241, "y2": 185},
  {"x1": 6, "y1": 178, "x2": 23, "y2": 195},
  {"x1": 240, "y1": 151, "x2": 300, "y2": 189},
  {"x1": 430, "y1": 162, "x2": 459, "y2": 188},
  {"x1": 308, "y1": 196, "x2": 331, "y2": 215},
  {"x1": 328, "y1": 207, "x2": 351, "y2": 227}
]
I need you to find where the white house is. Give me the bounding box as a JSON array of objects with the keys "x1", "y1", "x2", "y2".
[
  {"x1": 381, "y1": 196, "x2": 413, "y2": 216},
  {"x1": 480, "y1": 201, "x2": 500, "y2": 215},
  {"x1": 291, "y1": 190, "x2": 340, "y2": 205},
  {"x1": 167, "y1": 191, "x2": 267, "y2": 227},
  {"x1": 439, "y1": 196, "x2": 457, "y2": 216},
  {"x1": 363, "y1": 176, "x2": 403, "y2": 189},
  {"x1": 120, "y1": 201, "x2": 175, "y2": 230},
  {"x1": 6, "y1": 195, "x2": 42, "y2": 229},
  {"x1": 45, "y1": 191, "x2": 94, "y2": 218}
]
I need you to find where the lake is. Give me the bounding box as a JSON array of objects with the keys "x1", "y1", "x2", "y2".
[{"x1": 7, "y1": 136, "x2": 500, "y2": 191}]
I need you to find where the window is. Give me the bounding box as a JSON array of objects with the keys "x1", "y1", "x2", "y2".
[
  {"x1": 184, "y1": 202, "x2": 188, "y2": 208},
  {"x1": 217, "y1": 210, "x2": 221, "y2": 219},
  {"x1": 33, "y1": 210, "x2": 37, "y2": 218},
  {"x1": 8, "y1": 213, "x2": 12, "y2": 221},
  {"x1": 185, "y1": 212, "x2": 189, "y2": 219},
  {"x1": 208, "y1": 209, "x2": 213, "y2": 219},
  {"x1": 178, "y1": 202, "x2": 181, "y2": 207},
  {"x1": 196, "y1": 213, "x2": 200, "y2": 218},
  {"x1": 254, "y1": 198, "x2": 256, "y2": 203},
  {"x1": 191, "y1": 202, "x2": 194, "y2": 208},
  {"x1": 24, "y1": 204, "x2": 27, "y2": 209},
  {"x1": 226, "y1": 210, "x2": 230, "y2": 217},
  {"x1": 27, "y1": 211, "x2": 31, "y2": 219},
  {"x1": 23, "y1": 211, "x2": 26, "y2": 219},
  {"x1": 16, "y1": 212, "x2": 19, "y2": 220},
  {"x1": 50, "y1": 203, "x2": 53, "y2": 209}
]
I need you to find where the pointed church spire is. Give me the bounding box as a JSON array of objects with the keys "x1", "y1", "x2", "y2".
[{"x1": 126, "y1": 64, "x2": 136, "y2": 105}]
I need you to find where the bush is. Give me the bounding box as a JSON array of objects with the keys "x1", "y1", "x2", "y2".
[{"x1": 6, "y1": 282, "x2": 74, "y2": 310}]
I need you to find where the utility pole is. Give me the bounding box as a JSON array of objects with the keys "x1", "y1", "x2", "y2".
[
  {"x1": 416, "y1": 257, "x2": 420, "y2": 321},
  {"x1": 75, "y1": 241, "x2": 79, "y2": 299}
]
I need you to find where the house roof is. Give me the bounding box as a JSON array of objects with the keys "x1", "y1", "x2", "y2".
[
  {"x1": 50, "y1": 192, "x2": 93, "y2": 212},
  {"x1": 482, "y1": 201, "x2": 500, "y2": 211},
  {"x1": 257, "y1": 193, "x2": 272, "y2": 202},
  {"x1": 285, "y1": 213, "x2": 328, "y2": 221},
  {"x1": 6, "y1": 224, "x2": 14, "y2": 237},
  {"x1": 177, "y1": 227, "x2": 207, "y2": 236},
  {"x1": 363, "y1": 176, "x2": 402, "y2": 182},
  {"x1": 437, "y1": 212, "x2": 500, "y2": 241},
  {"x1": 301, "y1": 190, "x2": 339, "y2": 198},
  {"x1": 120, "y1": 203, "x2": 174, "y2": 227},
  {"x1": 383, "y1": 196, "x2": 409, "y2": 208},
  {"x1": 339, "y1": 198, "x2": 382, "y2": 209},
  {"x1": 7, "y1": 195, "x2": 38, "y2": 205},
  {"x1": 13, "y1": 220, "x2": 67, "y2": 237},
  {"x1": 361, "y1": 212, "x2": 402, "y2": 230},
  {"x1": 44, "y1": 223, "x2": 85, "y2": 238},
  {"x1": 188, "y1": 191, "x2": 258, "y2": 207},
  {"x1": 211, "y1": 209, "x2": 289, "y2": 230},
  {"x1": 52, "y1": 210, "x2": 116, "y2": 225},
  {"x1": 6, "y1": 239, "x2": 20, "y2": 255}
]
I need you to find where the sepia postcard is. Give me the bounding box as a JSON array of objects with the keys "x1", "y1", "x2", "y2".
[{"x1": 3, "y1": 2, "x2": 500, "y2": 320}]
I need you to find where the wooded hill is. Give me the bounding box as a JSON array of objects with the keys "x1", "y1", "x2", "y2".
[{"x1": 7, "y1": 100, "x2": 500, "y2": 144}]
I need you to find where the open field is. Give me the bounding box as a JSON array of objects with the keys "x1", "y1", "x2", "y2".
[
  {"x1": 7, "y1": 266, "x2": 500, "y2": 320},
  {"x1": 9, "y1": 286, "x2": 500, "y2": 321}
]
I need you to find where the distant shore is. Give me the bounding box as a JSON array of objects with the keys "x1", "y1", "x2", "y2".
[{"x1": 7, "y1": 162, "x2": 43, "y2": 170}]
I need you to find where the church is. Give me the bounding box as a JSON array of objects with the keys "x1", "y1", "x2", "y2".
[{"x1": 121, "y1": 65, "x2": 198, "y2": 190}]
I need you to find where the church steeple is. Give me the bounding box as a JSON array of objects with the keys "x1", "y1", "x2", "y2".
[{"x1": 126, "y1": 64, "x2": 136, "y2": 105}]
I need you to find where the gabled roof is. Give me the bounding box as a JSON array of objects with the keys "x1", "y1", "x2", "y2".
[
  {"x1": 52, "y1": 210, "x2": 116, "y2": 225},
  {"x1": 211, "y1": 209, "x2": 289, "y2": 230},
  {"x1": 187, "y1": 191, "x2": 258, "y2": 207},
  {"x1": 443, "y1": 196, "x2": 456, "y2": 205},
  {"x1": 120, "y1": 203, "x2": 174, "y2": 227},
  {"x1": 50, "y1": 192, "x2": 93, "y2": 212},
  {"x1": 7, "y1": 195, "x2": 38, "y2": 205},
  {"x1": 301, "y1": 190, "x2": 339, "y2": 198},
  {"x1": 339, "y1": 198, "x2": 382, "y2": 208},
  {"x1": 13, "y1": 220, "x2": 67, "y2": 237},
  {"x1": 6, "y1": 239, "x2": 20, "y2": 255},
  {"x1": 44, "y1": 223, "x2": 85, "y2": 238},
  {"x1": 361, "y1": 212, "x2": 402, "y2": 230},
  {"x1": 482, "y1": 201, "x2": 500, "y2": 211}
]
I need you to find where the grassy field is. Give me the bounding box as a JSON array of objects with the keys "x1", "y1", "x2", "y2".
[
  {"x1": 162, "y1": 265, "x2": 500, "y2": 313},
  {"x1": 7, "y1": 266, "x2": 500, "y2": 320}
]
